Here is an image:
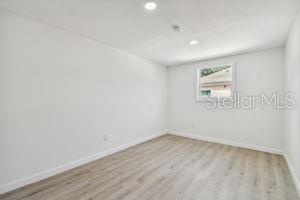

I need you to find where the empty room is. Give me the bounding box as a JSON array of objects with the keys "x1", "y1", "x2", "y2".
[{"x1": 1, "y1": 0, "x2": 300, "y2": 199}]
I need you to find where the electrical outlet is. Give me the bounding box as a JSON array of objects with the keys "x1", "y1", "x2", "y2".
[{"x1": 103, "y1": 134, "x2": 108, "y2": 141}]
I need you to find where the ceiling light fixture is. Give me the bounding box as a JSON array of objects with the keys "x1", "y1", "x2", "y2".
[
  {"x1": 144, "y1": 2, "x2": 157, "y2": 10},
  {"x1": 190, "y1": 40, "x2": 198, "y2": 45}
]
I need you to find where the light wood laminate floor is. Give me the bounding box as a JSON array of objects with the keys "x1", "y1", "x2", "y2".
[{"x1": 0, "y1": 135, "x2": 299, "y2": 200}]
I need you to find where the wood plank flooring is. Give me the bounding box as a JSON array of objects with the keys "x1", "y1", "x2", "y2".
[{"x1": 0, "y1": 134, "x2": 299, "y2": 200}]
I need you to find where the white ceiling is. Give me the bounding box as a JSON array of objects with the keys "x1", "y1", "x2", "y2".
[{"x1": 0, "y1": 0, "x2": 299, "y2": 66}]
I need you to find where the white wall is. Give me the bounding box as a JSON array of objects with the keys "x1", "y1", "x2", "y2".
[
  {"x1": 167, "y1": 48, "x2": 284, "y2": 151},
  {"x1": 1, "y1": 3, "x2": 297, "y2": 195},
  {"x1": 0, "y1": 8, "x2": 167, "y2": 192},
  {"x1": 284, "y1": 11, "x2": 300, "y2": 194}
]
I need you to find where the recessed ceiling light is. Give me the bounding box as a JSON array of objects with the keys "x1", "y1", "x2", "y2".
[
  {"x1": 144, "y1": 2, "x2": 157, "y2": 10},
  {"x1": 190, "y1": 40, "x2": 198, "y2": 45}
]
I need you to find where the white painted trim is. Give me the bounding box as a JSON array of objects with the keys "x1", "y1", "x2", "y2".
[
  {"x1": 2, "y1": 130, "x2": 294, "y2": 196},
  {"x1": 169, "y1": 131, "x2": 299, "y2": 197},
  {"x1": 283, "y1": 154, "x2": 300, "y2": 198},
  {"x1": 168, "y1": 131, "x2": 300, "y2": 196},
  {"x1": 0, "y1": 130, "x2": 167, "y2": 195},
  {"x1": 168, "y1": 131, "x2": 282, "y2": 155}
]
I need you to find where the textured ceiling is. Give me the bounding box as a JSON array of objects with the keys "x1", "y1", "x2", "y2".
[{"x1": 0, "y1": 0, "x2": 299, "y2": 66}]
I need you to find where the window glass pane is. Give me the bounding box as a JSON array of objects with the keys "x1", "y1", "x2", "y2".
[{"x1": 199, "y1": 65, "x2": 233, "y2": 98}]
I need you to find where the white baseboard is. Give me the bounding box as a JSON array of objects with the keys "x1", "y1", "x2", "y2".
[
  {"x1": 0, "y1": 130, "x2": 167, "y2": 195},
  {"x1": 168, "y1": 131, "x2": 283, "y2": 155},
  {"x1": 1, "y1": 130, "x2": 291, "y2": 196},
  {"x1": 168, "y1": 131, "x2": 299, "y2": 197},
  {"x1": 283, "y1": 154, "x2": 300, "y2": 197}
]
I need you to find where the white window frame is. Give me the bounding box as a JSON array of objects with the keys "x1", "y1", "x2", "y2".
[{"x1": 196, "y1": 63, "x2": 236, "y2": 102}]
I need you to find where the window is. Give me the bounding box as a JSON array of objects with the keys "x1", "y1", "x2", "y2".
[{"x1": 196, "y1": 63, "x2": 235, "y2": 101}]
